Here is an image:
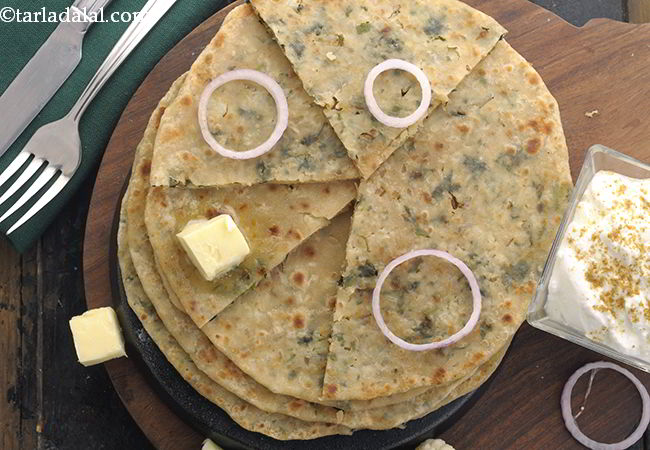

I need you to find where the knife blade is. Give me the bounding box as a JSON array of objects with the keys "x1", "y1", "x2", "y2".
[{"x1": 0, "y1": 18, "x2": 91, "y2": 158}]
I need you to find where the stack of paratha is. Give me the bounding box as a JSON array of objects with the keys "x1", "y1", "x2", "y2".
[{"x1": 117, "y1": 0, "x2": 572, "y2": 441}]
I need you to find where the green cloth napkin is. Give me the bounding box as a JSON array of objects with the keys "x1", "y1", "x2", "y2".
[{"x1": 0, "y1": 0, "x2": 232, "y2": 253}]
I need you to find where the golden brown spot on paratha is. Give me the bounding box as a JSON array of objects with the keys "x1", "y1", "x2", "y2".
[
  {"x1": 203, "y1": 53, "x2": 213, "y2": 64},
  {"x1": 180, "y1": 96, "x2": 192, "y2": 106},
  {"x1": 292, "y1": 314, "x2": 305, "y2": 329},
  {"x1": 422, "y1": 192, "x2": 433, "y2": 204},
  {"x1": 478, "y1": 68, "x2": 486, "y2": 76},
  {"x1": 286, "y1": 296, "x2": 295, "y2": 306},
  {"x1": 543, "y1": 121, "x2": 554, "y2": 135},
  {"x1": 267, "y1": 184, "x2": 278, "y2": 192},
  {"x1": 432, "y1": 367, "x2": 446, "y2": 383},
  {"x1": 434, "y1": 142, "x2": 444, "y2": 150},
  {"x1": 236, "y1": 125, "x2": 244, "y2": 134},
  {"x1": 268, "y1": 225, "x2": 280, "y2": 236},
  {"x1": 286, "y1": 229, "x2": 302, "y2": 240},
  {"x1": 325, "y1": 384, "x2": 338, "y2": 395},
  {"x1": 224, "y1": 323, "x2": 232, "y2": 330},
  {"x1": 323, "y1": 186, "x2": 331, "y2": 194},
  {"x1": 161, "y1": 127, "x2": 182, "y2": 141},
  {"x1": 140, "y1": 313, "x2": 148, "y2": 320},
  {"x1": 300, "y1": 201, "x2": 310, "y2": 209},
  {"x1": 505, "y1": 145, "x2": 517, "y2": 155},
  {"x1": 505, "y1": 301, "x2": 512, "y2": 308},
  {"x1": 289, "y1": 400, "x2": 304, "y2": 411},
  {"x1": 198, "y1": 346, "x2": 218, "y2": 363},
  {"x1": 527, "y1": 73, "x2": 540, "y2": 85},
  {"x1": 477, "y1": 28, "x2": 489, "y2": 39},
  {"x1": 526, "y1": 137, "x2": 541, "y2": 154},
  {"x1": 473, "y1": 352, "x2": 484, "y2": 362},
  {"x1": 328, "y1": 297, "x2": 336, "y2": 309},
  {"x1": 528, "y1": 119, "x2": 553, "y2": 134},
  {"x1": 212, "y1": 34, "x2": 225, "y2": 48},
  {"x1": 238, "y1": 204, "x2": 248, "y2": 211},
  {"x1": 292, "y1": 272, "x2": 305, "y2": 286},
  {"x1": 537, "y1": 202, "x2": 545, "y2": 212},
  {"x1": 303, "y1": 245, "x2": 316, "y2": 257},
  {"x1": 256, "y1": 267, "x2": 267, "y2": 277},
  {"x1": 502, "y1": 313, "x2": 513, "y2": 323},
  {"x1": 140, "y1": 160, "x2": 151, "y2": 175},
  {"x1": 515, "y1": 281, "x2": 535, "y2": 295},
  {"x1": 204, "y1": 149, "x2": 213, "y2": 157},
  {"x1": 205, "y1": 207, "x2": 219, "y2": 219}
]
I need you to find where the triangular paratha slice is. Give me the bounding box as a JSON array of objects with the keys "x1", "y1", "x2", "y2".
[
  {"x1": 150, "y1": 4, "x2": 359, "y2": 187},
  {"x1": 322, "y1": 41, "x2": 572, "y2": 400},
  {"x1": 250, "y1": 0, "x2": 506, "y2": 177}
]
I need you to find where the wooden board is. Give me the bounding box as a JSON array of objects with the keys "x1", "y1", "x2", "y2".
[{"x1": 83, "y1": 1, "x2": 650, "y2": 448}]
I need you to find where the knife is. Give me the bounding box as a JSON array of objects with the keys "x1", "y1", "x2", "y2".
[{"x1": 0, "y1": 0, "x2": 113, "y2": 158}]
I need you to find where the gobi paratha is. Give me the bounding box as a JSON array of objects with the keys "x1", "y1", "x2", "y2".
[{"x1": 123, "y1": 75, "x2": 511, "y2": 432}]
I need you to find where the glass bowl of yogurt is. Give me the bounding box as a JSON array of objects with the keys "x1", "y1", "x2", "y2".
[{"x1": 527, "y1": 144, "x2": 650, "y2": 371}]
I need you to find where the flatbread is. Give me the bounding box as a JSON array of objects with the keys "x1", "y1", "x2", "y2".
[
  {"x1": 126, "y1": 76, "x2": 351, "y2": 423},
  {"x1": 149, "y1": 4, "x2": 359, "y2": 187},
  {"x1": 145, "y1": 178, "x2": 356, "y2": 327},
  {"x1": 250, "y1": 0, "x2": 506, "y2": 177},
  {"x1": 123, "y1": 73, "x2": 512, "y2": 432},
  {"x1": 322, "y1": 40, "x2": 573, "y2": 400}
]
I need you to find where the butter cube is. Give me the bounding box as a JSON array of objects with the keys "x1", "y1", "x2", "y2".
[
  {"x1": 69, "y1": 307, "x2": 126, "y2": 367},
  {"x1": 176, "y1": 214, "x2": 250, "y2": 281}
]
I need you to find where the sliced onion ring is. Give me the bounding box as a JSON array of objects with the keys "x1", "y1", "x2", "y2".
[
  {"x1": 364, "y1": 59, "x2": 432, "y2": 128},
  {"x1": 372, "y1": 249, "x2": 481, "y2": 351},
  {"x1": 561, "y1": 361, "x2": 650, "y2": 450},
  {"x1": 198, "y1": 69, "x2": 289, "y2": 160}
]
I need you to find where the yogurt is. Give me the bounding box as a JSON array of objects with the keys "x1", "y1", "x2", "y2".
[{"x1": 545, "y1": 171, "x2": 650, "y2": 359}]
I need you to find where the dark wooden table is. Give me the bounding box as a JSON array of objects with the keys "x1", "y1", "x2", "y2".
[{"x1": 0, "y1": 1, "x2": 642, "y2": 449}]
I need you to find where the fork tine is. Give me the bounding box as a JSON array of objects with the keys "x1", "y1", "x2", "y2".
[
  {"x1": 0, "y1": 151, "x2": 31, "y2": 188},
  {"x1": 5, "y1": 175, "x2": 70, "y2": 235},
  {"x1": 0, "y1": 157, "x2": 45, "y2": 207},
  {"x1": 0, "y1": 166, "x2": 58, "y2": 223}
]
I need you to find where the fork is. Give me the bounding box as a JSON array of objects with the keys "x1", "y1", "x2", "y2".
[{"x1": 0, "y1": 0, "x2": 178, "y2": 235}]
